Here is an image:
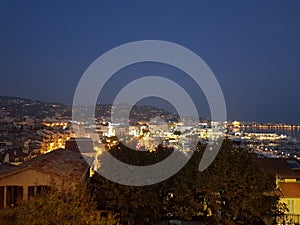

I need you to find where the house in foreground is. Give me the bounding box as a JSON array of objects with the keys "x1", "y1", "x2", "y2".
[
  {"x1": 258, "y1": 158, "x2": 300, "y2": 224},
  {"x1": 0, "y1": 148, "x2": 89, "y2": 208}
]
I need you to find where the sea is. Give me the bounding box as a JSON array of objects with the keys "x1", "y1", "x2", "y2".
[{"x1": 244, "y1": 127, "x2": 300, "y2": 141}]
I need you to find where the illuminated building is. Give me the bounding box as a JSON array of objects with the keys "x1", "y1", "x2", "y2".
[{"x1": 258, "y1": 158, "x2": 300, "y2": 223}]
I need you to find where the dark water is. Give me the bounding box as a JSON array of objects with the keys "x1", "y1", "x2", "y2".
[{"x1": 244, "y1": 128, "x2": 300, "y2": 141}]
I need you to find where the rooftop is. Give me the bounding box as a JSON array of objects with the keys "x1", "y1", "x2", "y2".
[
  {"x1": 257, "y1": 158, "x2": 300, "y2": 179},
  {"x1": 0, "y1": 149, "x2": 90, "y2": 181},
  {"x1": 0, "y1": 163, "x2": 17, "y2": 176},
  {"x1": 278, "y1": 183, "x2": 300, "y2": 198}
]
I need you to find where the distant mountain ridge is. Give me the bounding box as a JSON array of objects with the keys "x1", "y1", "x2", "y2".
[
  {"x1": 0, "y1": 95, "x2": 180, "y2": 121},
  {"x1": 0, "y1": 95, "x2": 68, "y2": 118}
]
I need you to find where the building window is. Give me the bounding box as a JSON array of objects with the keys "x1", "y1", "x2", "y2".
[
  {"x1": 288, "y1": 199, "x2": 295, "y2": 214},
  {"x1": 28, "y1": 186, "x2": 35, "y2": 199},
  {"x1": 36, "y1": 185, "x2": 50, "y2": 196},
  {"x1": 6, "y1": 186, "x2": 23, "y2": 207},
  {"x1": 28, "y1": 186, "x2": 50, "y2": 198},
  {"x1": 0, "y1": 186, "x2": 4, "y2": 209}
]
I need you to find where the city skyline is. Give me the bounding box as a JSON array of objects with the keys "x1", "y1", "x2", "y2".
[{"x1": 0, "y1": 1, "x2": 300, "y2": 123}]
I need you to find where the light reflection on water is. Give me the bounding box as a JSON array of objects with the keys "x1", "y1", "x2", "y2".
[{"x1": 244, "y1": 128, "x2": 300, "y2": 141}]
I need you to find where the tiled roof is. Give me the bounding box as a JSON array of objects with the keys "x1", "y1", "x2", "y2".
[
  {"x1": 279, "y1": 183, "x2": 300, "y2": 198},
  {"x1": 257, "y1": 158, "x2": 300, "y2": 179},
  {"x1": 0, "y1": 163, "x2": 17, "y2": 176},
  {"x1": 0, "y1": 149, "x2": 90, "y2": 181}
]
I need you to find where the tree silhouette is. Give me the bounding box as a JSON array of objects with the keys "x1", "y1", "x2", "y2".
[{"x1": 91, "y1": 140, "x2": 279, "y2": 225}]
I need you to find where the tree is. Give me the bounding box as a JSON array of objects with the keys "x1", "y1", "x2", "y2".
[
  {"x1": 90, "y1": 140, "x2": 279, "y2": 225},
  {"x1": 198, "y1": 140, "x2": 279, "y2": 224},
  {"x1": 0, "y1": 185, "x2": 110, "y2": 225}
]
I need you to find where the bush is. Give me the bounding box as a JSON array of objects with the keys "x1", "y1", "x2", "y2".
[{"x1": 0, "y1": 185, "x2": 111, "y2": 225}]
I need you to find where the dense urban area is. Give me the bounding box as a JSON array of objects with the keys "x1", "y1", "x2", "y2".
[{"x1": 1, "y1": 95, "x2": 300, "y2": 225}]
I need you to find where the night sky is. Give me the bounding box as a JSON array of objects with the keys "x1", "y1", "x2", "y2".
[{"x1": 0, "y1": 1, "x2": 300, "y2": 123}]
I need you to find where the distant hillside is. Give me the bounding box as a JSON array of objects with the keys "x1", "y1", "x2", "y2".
[
  {"x1": 95, "y1": 104, "x2": 179, "y2": 122},
  {"x1": 0, "y1": 95, "x2": 69, "y2": 119},
  {"x1": 0, "y1": 96, "x2": 179, "y2": 122}
]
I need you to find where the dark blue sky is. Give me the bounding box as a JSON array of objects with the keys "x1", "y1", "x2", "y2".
[{"x1": 0, "y1": 0, "x2": 300, "y2": 123}]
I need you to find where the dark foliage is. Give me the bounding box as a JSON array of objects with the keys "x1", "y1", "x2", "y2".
[{"x1": 90, "y1": 140, "x2": 279, "y2": 225}]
